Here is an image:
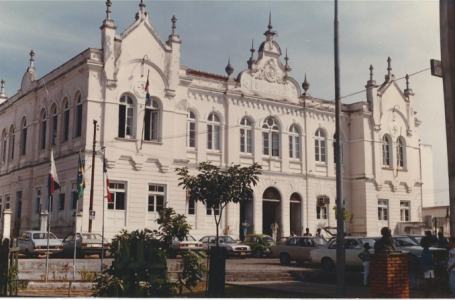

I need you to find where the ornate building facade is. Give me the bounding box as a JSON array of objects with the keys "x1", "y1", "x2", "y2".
[{"x1": 0, "y1": 1, "x2": 431, "y2": 239}]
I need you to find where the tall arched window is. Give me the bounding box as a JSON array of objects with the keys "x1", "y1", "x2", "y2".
[
  {"x1": 75, "y1": 94, "x2": 83, "y2": 138},
  {"x1": 262, "y1": 118, "x2": 280, "y2": 157},
  {"x1": 40, "y1": 110, "x2": 47, "y2": 150},
  {"x1": 382, "y1": 135, "x2": 391, "y2": 167},
  {"x1": 118, "y1": 94, "x2": 135, "y2": 138},
  {"x1": 240, "y1": 117, "x2": 253, "y2": 154},
  {"x1": 289, "y1": 125, "x2": 300, "y2": 159},
  {"x1": 315, "y1": 129, "x2": 326, "y2": 162},
  {"x1": 1, "y1": 130, "x2": 7, "y2": 163},
  {"x1": 187, "y1": 111, "x2": 196, "y2": 148},
  {"x1": 9, "y1": 126, "x2": 15, "y2": 161},
  {"x1": 62, "y1": 99, "x2": 70, "y2": 142},
  {"x1": 207, "y1": 113, "x2": 221, "y2": 151},
  {"x1": 20, "y1": 118, "x2": 27, "y2": 156},
  {"x1": 51, "y1": 106, "x2": 58, "y2": 146},
  {"x1": 397, "y1": 136, "x2": 405, "y2": 169},
  {"x1": 333, "y1": 133, "x2": 343, "y2": 164},
  {"x1": 144, "y1": 99, "x2": 160, "y2": 141}
]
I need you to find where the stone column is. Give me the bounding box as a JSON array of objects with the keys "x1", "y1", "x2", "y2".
[
  {"x1": 39, "y1": 210, "x2": 49, "y2": 232},
  {"x1": 2, "y1": 209, "x2": 12, "y2": 240},
  {"x1": 370, "y1": 253, "x2": 409, "y2": 298}
]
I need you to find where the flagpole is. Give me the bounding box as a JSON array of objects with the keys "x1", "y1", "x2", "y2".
[
  {"x1": 45, "y1": 194, "x2": 51, "y2": 282},
  {"x1": 101, "y1": 145, "x2": 106, "y2": 272},
  {"x1": 73, "y1": 199, "x2": 78, "y2": 280}
]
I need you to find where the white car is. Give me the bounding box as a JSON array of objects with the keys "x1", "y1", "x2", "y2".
[
  {"x1": 310, "y1": 237, "x2": 376, "y2": 270},
  {"x1": 169, "y1": 235, "x2": 204, "y2": 258},
  {"x1": 199, "y1": 235, "x2": 251, "y2": 258}
]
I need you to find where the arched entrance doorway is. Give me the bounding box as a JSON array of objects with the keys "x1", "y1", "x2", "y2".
[
  {"x1": 262, "y1": 187, "x2": 281, "y2": 238},
  {"x1": 239, "y1": 192, "x2": 253, "y2": 240},
  {"x1": 290, "y1": 193, "x2": 302, "y2": 236}
]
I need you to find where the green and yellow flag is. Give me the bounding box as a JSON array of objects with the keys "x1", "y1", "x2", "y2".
[{"x1": 77, "y1": 153, "x2": 85, "y2": 199}]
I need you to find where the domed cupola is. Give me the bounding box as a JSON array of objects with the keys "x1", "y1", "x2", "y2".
[{"x1": 258, "y1": 12, "x2": 282, "y2": 57}]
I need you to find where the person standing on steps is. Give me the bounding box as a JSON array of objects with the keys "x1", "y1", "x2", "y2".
[{"x1": 270, "y1": 220, "x2": 279, "y2": 242}]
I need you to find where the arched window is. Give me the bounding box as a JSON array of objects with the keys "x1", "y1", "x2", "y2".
[
  {"x1": 144, "y1": 99, "x2": 160, "y2": 141},
  {"x1": 262, "y1": 118, "x2": 280, "y2": 157},
  {"x1": 62, "y1": 99, "x2": 70, "y2": 142},
  {"x1": 315, "y1": 129, "x2": 326, "y2": 162},
  {"x1": 397, "y1": 136, "x2": 405, "y2": 169},
  {"x1": 382, "y1": 135, "x2": 391, "y2": 167},
  {"x1": 207, "y1": 113, "x2": 221, "y2": 150},
  {"x1": 9, "y1": 126, "x2": 15, "y2": 161},
  {"x1": 1, "y1": 130, "x2": 7, "y2": 163},
  {"x1": 240, "y1": 117, "x2": 253, "y2": 154},
  {"x1": 51, "y1": 106, "x2": 58, "y2": 146},
  {"x1": 289, "y1": 125, "x2": 300, "y2": 159},
  {"x1": 75, "y1": 94, "x2": 83, "y2": 138},
  {"x1": 20, "y1": 118, "x2": 27, "y2": 156},
  {"x1": 40, "y1": 110, "x2": 47, "y2": 150},
  {"x1": 118, "y1": 94, "x2": 135, "y2": 138},
  {"x1": 333, "y1": 133, "x2": 343, "y2": 164},
  {"x1": 187, "y1": 111, "x2": 196, "y2": 148}
]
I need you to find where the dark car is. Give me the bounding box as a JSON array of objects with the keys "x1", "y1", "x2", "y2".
[
  {"x1": 199, "y1": 235, "x2": 251, "y2": 258},
  {"x1": 242, "y1": 234, "x2": 276, "y2": 258}
]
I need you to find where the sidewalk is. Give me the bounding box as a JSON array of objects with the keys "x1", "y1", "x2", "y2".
[{"x1": 227, "y1": 281, "x2": 454, "y2": 298}]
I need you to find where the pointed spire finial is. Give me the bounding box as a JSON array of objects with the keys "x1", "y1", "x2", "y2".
[
  {"x1": 268, "y1": 11, "x2": 273, "y2": 30},
  {"x1": 171, "y1": 15, "x2": 177, "y2": 35},
  {"x1": 29, "y1": 50, "x2": 35, "y2": 68},
  {"x1": 0, "y1": 79, "x2": 7, "y2": 100},
  {"x1": 264, "y1": 11, "x2": 277, "y2": 39},
  {"x1": 387, "y1": 57, "x2": 392, "y2": 78},
  {"x1": 302, "y1": 74, "x2": 310, "y2": 93},
  {"x1": 405, "y1": 74, "x2": 410, "y2": 90},
  {"x1": 106, "y1": 0, "x2": 112, "y2": 20},
  {"x1": 369, "y1": 64, "x2": 374, "y2": 81},
  {"x1": 139, "y1": 0, "x2": 146, "y2": 13},
  {"x1": 247, "y1": 40, "x2": 256, "y2": 69},
  {"x1": 225, "y1": 56, "x2": 234, "y2": 77}
]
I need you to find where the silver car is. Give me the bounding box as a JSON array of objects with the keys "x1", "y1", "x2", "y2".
[
  {"x1": 199, "y1": 235, "x2": 251, "y2": 258},
  {"x1": 271, "y1": 236, "x2": 327, "y2": 265},
  {"x1": 169, "y1": 235, "x2": 204, "y2": 258},
  {"x1": 18, "y1": 231, "x2": 63, "y2": 257},
  {"x1": 61, "y1": 232, "x2": 110, "y2": 258}
]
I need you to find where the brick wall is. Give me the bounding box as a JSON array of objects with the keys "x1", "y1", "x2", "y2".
[{"x1": 370, "y1": 253, "x2": 409, "y2": 298}]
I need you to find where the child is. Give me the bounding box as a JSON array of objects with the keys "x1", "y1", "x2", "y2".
[
  {"x1": 358, "y1": 243, "x2": 371, "y2": 286},
  {"x1": 447, "y1": 237, "x2": 455, "y2": 296},
  {"x1": 421, "y1": 238, "x2": 435, "y2": 297}
]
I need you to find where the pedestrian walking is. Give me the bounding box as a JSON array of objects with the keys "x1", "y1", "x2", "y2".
[
  {"x1": 270, "y1": 220, "x2": 279, "y2": 242},
  {"x1": 358, "y1": 243, "x2": 371, "y2": 286},
  {"x1": 446, "y1": 237, "x2": 455, "y2": 296},
  {"x1": 315, "y1": 228, "x2": 324, "y2": 239},
  {"x1": 421, "y1": 237, "x2": 435, "y2": 297},
  {"x1": 303, "y1": 228, "x2": 312, "y2": 236},
  {"x1": 241, "y1": 219, "x2": 250, "y2": 241}
]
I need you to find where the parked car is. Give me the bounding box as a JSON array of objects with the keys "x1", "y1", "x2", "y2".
[
  {"x1": 199, "y1": 235, "x2": 251, "y2": 258},
  {"x1": 61, "y1": 232, "x2": 110, "y2": 258},
  {"x1": 242, "y1": 234, "x2": 276, "y2": 258},
  {"x1": 310, "y1": 236, "x2": 377, "y2": 270},
  {"x1": 169, "y1": 235, "x2": 204, "y2": 258},
  {"x1": 407, "y1": 234, "x2": 449, "y2": 250},
  {"x1": 271, "y1": 236, "x2": 327, "y2": 265},
  {"x1": 18, "y1": 231, "x2": 63, "y2": 257}
]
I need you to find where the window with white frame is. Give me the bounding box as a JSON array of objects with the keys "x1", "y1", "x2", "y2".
[
  {"x1": 144, "y1": 99, "x2": 160, "y2": 142},
  {"x1": 316, "y1": 196, "x2": 329, "y2": 220},
  {"x1": 382, "y1": 135, "x2": 391, "y2": 167},
  {"x1": 262, "y1": 117, "x2": 280, "y2": 157},
  {"x1": 315, "y1": 129, "x2": 326, "y2": 163},
  {"x1": 2, "y1": 130, "x2": 6, "y2": 164},
  {"x1": 397, "y1": 137, "x2": 405, "y2": 169},
  {"x1": 35, "y1": 188, "x2": 42, "y2": 214},
  {"x1": 118, "y1": 95, "x2": 135, "y2": 139},
  {"x1": 400, "y1": 201, "x2": 410, "y2": 221},
  {"x1": 207, "y1": 113, "x2": 221, "y2": 151},
  {"x1": 108, "y1": 182, "x2": 126, "y2": 211},
  {"x1": 333, "y1": 133, "x2": 343, "y2": 164},
  {"x1": 20, "y1": 118, "x2": 27, "y2": 156},
  {"x1": 148, "y1": 184, "x2": 165, "y2": 212},
  {"x1": 378, "y1": 200, "x2": 388, "y2": 220},
  {"x1": 187, "y1": 111, "x2": 196, "y2": 148},
  {"x1": 40, "y1": 110, "x2": 47, "y2": 150},
  {"x1": 52, "y1": 106, "x2": 58, "y2": 146},
  {"x1": 5, "y1": 194, "x2": 10, "y2": 209},
  {"x1": 206, "y1": 203, "x2": 220, "y2": 216},
  {"x1": 289, "y1": 125, "x2": 300, "y2": 159},
  {"x1": 9, "y1": 126, "x2": 15, "y2": 161},
  {"x1": 240, "y1": 117, "x2": 253, "y2": 154},
  {"x1": 62, "y1": 100, "x2": 70, "y2": 142},
  {"x1": 75, "y1": 94, "x2": 83, "y2": 138}
]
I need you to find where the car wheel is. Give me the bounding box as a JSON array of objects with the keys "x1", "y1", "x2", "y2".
[
  {"x1": 322, "y1": 257, "x2": 335, "y2": 271},
  {"x1": 253, "y1": 248, "x2": 263, "y2": 258},
  {"x1": 296, "y1": 260, "x2": 305, "y2": 266},
  {"x1": 24, "y1": 249, "x2": 32, "y2": 258},
  {"x1": 279, "y1": 253, "x2": 291, "y2": 265}
]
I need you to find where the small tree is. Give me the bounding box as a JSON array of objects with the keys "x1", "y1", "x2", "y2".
[{"x1": 176, "y1": 162, "x2": 261, "y2": 246}]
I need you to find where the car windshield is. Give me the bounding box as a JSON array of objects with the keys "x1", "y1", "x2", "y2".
[
  {"x1": 262, "y1": 236, "x2": 274, "y2": 242},
  {"x1": 82, "y1": 234, "x2": 103, "y2": 240},
  {"x1": 414, "y1": 236, "x2": 423, "y2": 243},
  {"x1": 33, "y1": 233, "x2": 58, "y2": 240},
  {"x1": 277, "y1": 237, "x2": 288, "y2": 245},
  {"x1": 219, "y1": 236, "x2": 235, "y2": 243},
  {"x1": 313, "y1": 237, "x2": 327, "y2": 246},
  {"x1": 359, "y1": 238, "x2": 376, "y2": 247},
  {"x1": 175, "y1": 236, "x2": 196, "y2": 242},
  {"x1": 394, "y1": 237, "x2": 418, "y2": 247}
]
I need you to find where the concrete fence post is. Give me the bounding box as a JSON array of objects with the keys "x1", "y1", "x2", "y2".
[
  {"x1": 2, "y1": 209, "x2": 12, "y2": 240},
  {"x1": 40, "y1": 210, "x2": 49, "y2": 232}
]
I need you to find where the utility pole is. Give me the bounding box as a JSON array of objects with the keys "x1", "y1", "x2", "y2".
[
  {"x1": 334, "y1": 0, "x2": 346, "y2": 297},
  {"x1": 432, "y1": 0, "x2": 455, "y2": 235},
  {"x1": 89, "y1": 120, "x2": 97, "y2": 232}
]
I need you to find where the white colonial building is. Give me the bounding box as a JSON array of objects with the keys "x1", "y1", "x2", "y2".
[{"x1": 0, "y1": 1, "x2": 432, "y2": 240}]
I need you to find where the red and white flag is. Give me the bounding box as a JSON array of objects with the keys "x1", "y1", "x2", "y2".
[{"x1": 48, "y1": 150, "x2": 60, "y2": 196}]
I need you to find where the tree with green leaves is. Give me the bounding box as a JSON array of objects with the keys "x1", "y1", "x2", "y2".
[{"x1": 175, "y1": 162, "x2": 261, "y2": 247}]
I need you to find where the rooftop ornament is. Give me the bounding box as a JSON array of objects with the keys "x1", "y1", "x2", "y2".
[
  {"x1": 0, "y1": 79, "x2": 7, "y2": 100},
  {"x1": 225, "y1": 56, "x2": 234, "y2": 77},
  {"x1": 247, "y1": 39, "x2": 256, "y2": 69},
  {"x1": 302, "y1": 74, "x2": 310, "y2": 97},
  {"x1": 386, "y1": 57, "x2": 392, "y2": 80}
]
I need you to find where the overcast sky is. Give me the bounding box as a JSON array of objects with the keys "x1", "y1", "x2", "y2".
[{"x1": 0, "y1": 0, "x2": 447, "y2": 205}]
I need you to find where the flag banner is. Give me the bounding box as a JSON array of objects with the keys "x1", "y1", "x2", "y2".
[
  {"x1": 104, "y1": 158, "x2": 113, "y2": 203},
  {"x1": 77, "y1": 153, "x2": 85, "y2": 199},
  {"x1": 48, "y1": 150, "x2": 60, "y2": 196},
  {"x1": 146, "y1": 92, "x2": 151, "y2": 106}
]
